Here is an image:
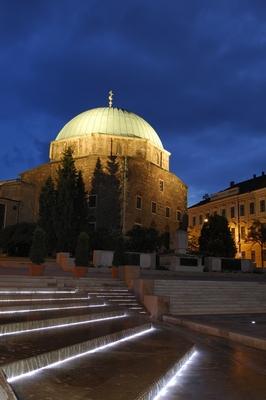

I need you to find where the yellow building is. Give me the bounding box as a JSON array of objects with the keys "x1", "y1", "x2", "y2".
[{"x1": 188, "y1": 173, "x2": 266, "y2": 267}]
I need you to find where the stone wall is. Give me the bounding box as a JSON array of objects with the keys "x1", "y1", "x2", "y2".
[{"x1": 19, "y1": 154, "x2": 187, "y2": 249}]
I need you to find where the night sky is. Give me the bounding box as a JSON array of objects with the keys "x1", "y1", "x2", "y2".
[{"x1": 1, "y1": 1, "x2": 266, "y2": 205}]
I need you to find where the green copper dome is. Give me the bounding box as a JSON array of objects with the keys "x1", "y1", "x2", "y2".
[{"x1": 55, "y1": 107, "x2": 163, "y2": 149}]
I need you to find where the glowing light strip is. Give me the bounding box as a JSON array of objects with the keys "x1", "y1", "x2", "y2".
[
  {"x1": 109, "y1": 299, "x2": 136, "y2": 302},
  {"x1": 0, "y1": 304, "x2": 106, "y2": 315},
  {"x1": 88, "y1": 289, "x2": 129, "y2": 292},
  {"x1": 0, "y1": 314, "x2": 127, "y2": 337},
  {"x1": 8, "y1": 326, "x2": 155, "y2": 383},
  {"x1": 152, "y1": 350, "x2": 198, "y2": 400},
  {"x1": 96, "y1": 295, "x2": 135, "y2": 298},
  {"x1": 0, "y1": 297, "x2": 89, "y2": 303},
  {"x1": 0, "y1": 290, "x2": 77, "y2": 294}
]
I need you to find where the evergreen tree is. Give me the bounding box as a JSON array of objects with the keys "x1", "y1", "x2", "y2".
[
  {"x1": 75, "y1": 232, "x2": 90, "y2": 267},
  {"x1": 38, "y1": 176, "x2": 57, "y2": 255},
  {"x1": 55, "y1": 147, "x2": 78, "y2": 252},
  {"x1": 199, "y1": 215, "x2": 236, "y2": 257},
  {"x1": 29, "y1": 227, "x2": 47, "y2": 264},
  {"x1": 74, "y1": 170, "x2": 89, "y2": 235}
]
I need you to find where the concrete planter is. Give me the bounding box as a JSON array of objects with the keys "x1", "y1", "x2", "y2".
[
  {"x1": 28, "y1": 263, "x2": 45, "y2": 276},
  {"x1": 73, "y1": 266, "x2": 88, "y2": 278},
  {"x1": 111, "y1": 266, "x2": 119, "y2": 279}
]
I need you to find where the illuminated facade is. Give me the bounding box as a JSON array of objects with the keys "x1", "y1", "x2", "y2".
[
  {"x1": 188, "y1": 174, "x2": 266, "y2": 267},
  {"x1": 0, "y1": 100, "x2": 187, "y2": 250}
]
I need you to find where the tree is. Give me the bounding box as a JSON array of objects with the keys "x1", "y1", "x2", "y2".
[
  {"x1": 75, "y1": 232, "x2": 90, "y2": 267},
  {"x1": 127, "y1": 226, "x2": 161, "y2": 253},
  {"x1": 54, "y1": 148, "x2": 88, "y2": 253},
  {"x1": 74, "y1": 170, "x2": 89, "y2": 235},
  {"x1": 29, "y1": 227, "x2": 47, "y2": 264},
  {"x1": 0, "y1": 222, "x2": 36, "y2": 256},
  {"x1": 38, "y1": 176, "x2": 57, "y2": 255},
  {"x1": 199, "y1": 215, "x2": 236, "y2": 257},
  {"x1": 113, "y1": 237, "x2": 125, "y2": 266},
  {"x1": 247, "y1": 220, "x2": 266, "y2": 267}
]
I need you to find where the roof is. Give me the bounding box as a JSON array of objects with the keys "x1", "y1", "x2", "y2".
[
  {"x1": 55, "y1": 107, "x2": 164, "y2": 149},
  {"x1": 190, "y1": 173, "x2": 266, "y2": 209}
]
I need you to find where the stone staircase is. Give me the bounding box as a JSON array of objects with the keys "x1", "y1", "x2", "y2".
[
  {"x1": 0, "y1": 275, "x2": 195, "y2": 400},
  {"x1": 153, "y1": 280, "x2": 266, "y2": 315}
]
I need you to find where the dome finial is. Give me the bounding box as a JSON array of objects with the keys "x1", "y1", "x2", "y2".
[{"x1": 108, "y1": 90, "x2": 114, "y2": 108}]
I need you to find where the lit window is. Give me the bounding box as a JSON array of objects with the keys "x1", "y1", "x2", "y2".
[
  {"x1": 151, "y1": 201, "x2": 157, "y2": 214},
  {"x1": 230, "y1": 206, "x2": 235, "y2": 218},
  {"x1": 240, "y1": 226, "x2": 246, "y2": 239},
  {"x1": 231, "y1": 227, "x2": 235, "y2": 239},
  {"x1": 249, "y1": 202, "x2": 255, "y2": 215},
  {"x1": 159, "y1": 180, "x2": 164, "y2": 192},
  {"x1": 165, "y1": 207, "x2": 170, "y2": 218},
  {"x1": 239, "y1": 204, "x2": 245, "y2": 216},
  {"x1": 176, "y1": 211, "x2": 181, "y2": 221},
  {"x1": 88, "y1": 195, "x2": 97, "y2": 208},
  {"x1": 136, "y1": 196, "x2": 142, "y2": 210},
  {"x1": 260, "y1": 199, "x2": 265, "y2": 212},
  {"x1": 251, "y1": 250, "x2": 256, "y2": 262}
]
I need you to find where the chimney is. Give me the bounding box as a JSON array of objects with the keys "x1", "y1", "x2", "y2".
[
  {"x1": 262, "y1": 171, "x2": 265, "y2": 176},
  {"x1": 230, "y1": 181, "x2": 235, "y2": 187},
  {"x1": 253, "y1": 174, "x2": 256, "y2": 179}
]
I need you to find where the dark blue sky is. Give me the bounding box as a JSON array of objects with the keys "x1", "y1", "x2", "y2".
[{"x1": 1, "y1": 1, "x2": 266, "y2": 205}]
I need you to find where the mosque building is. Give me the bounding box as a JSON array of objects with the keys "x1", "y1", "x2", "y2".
[{"x1": 0, "y1": 92, "x2": 187, "y2": 250}]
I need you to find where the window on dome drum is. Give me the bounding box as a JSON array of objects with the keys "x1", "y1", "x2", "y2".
[
  {"x1": 239, "y1": 204, "x2": 245, "y2": 216},
  {"x1": 136, "y1": 196, "x2": 142, "y2": 210},
  {"x1": 151, "y1": 201, "x2": 157, "y2": 214},
  {"x1": 165, "y1": 207, "x2": 170, "y2": 218},
  {"x1": 88, "y1": 195, "x2": 97, "y2": 208},
  {"x1": 260, "y1": 199, "x2": 265, "y2": 212},
  {"x1": 241, "y1": 251, "x2": 246, "y2": 259},
  {"x1": 192, "y1": 216, "x2": 196, "y2": 226},
  {"x1": 0, "y1": 204, "x2": 5, "y2": 229},
  {"x1": 177, "y1": 211, "x2": 181, "y2": 222},
  {"x1": 231, "y1": 227, "x2": 235, "y2": 239},
  {"x1": 214, "y1": 210, "x2": 217, "y2": 216},
  {"x1": 249, "y1": 202, "x2": 255, "y2": 215},
  {"x1": 251, "y1": 250, "x2": 256, "y2": 262},
  {"x1": 221, "y1": 209, "x2": 226, "y2": 218},
  {"x1": 159, "y1": 180, "x2": 164, "y2": 192},
  {"x1": 230, "y1": 206, "x2": 235, "y2": 218},
  {"x1": 198, "y1": 215, "x2": 203, "y2": 224},
  {"x1": 240, "y1": 226, "x2": 246, "y2": 240}
]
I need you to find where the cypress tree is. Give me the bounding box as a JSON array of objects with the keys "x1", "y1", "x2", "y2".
[
  {"x1": 38, "y1": 176, "x2": 57, "y2": 255},
  {"x1": 55, "y1": 147, "x2": 78, "y2": 252},
  {"x1": 74, "y1": 170, "x2": 89, "y2": 236}
]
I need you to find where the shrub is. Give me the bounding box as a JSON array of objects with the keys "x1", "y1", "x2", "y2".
[
  {"x1": 0, "y1": 223, "x2": 36, "y2": 256},
  {"x1": 75, "y1": 232, "x2": 90, "y2": 267},
  {"x1": 29, "y1": 227, "x2": 47, "y2": 264}
]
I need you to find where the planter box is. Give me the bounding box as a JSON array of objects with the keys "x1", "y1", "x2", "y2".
[
  {"x1": 29, "y1": 263, "x2": 45, "y2": 276},
  {"x1": 73, "y1": 266, "x2": 88, "y2": 278}
]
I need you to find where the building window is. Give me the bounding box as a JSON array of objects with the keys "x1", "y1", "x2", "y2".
[
  {"x1": 260, "y1": 199, "x2": 265, "y2": 212},
  {"x1": 159, "y1": 180, "x2": 164, "y2": 192},
  {"x1": 231, "y1": 227, "x2": 235, "y2": 239},
  {"x1": 151, "y1": 201, "x2": 157, "y2": 214},
  {"x1": 241, "y1": 251, "x2": 246, "y2": 259},
  {"x1": 214, "y1": 210, "x2": 217, "y2": 216},
  {"x1": 221, "y1": 209, "x2": 226, "y2": 218},
  {"x1": 176, "y1": 211, "x2": 181, "y2": 221},
  {"x1": 192, "y1": 216, "x2": 196, "y2": 226},
  {"x1": 136, "y1": 195, "x2": 142, "y2": 210},
  {"x1": 88, "y1": 194, "x2": 97, "y2": 208},
  {"x1": 251, "y1": 250, "x2": 256, "y2": 262},
  {"x1": 240, "y1": 226, "x2": 246, "y2": 240},
  {"x1": 239, "y1": 204, "x2": 245, "y2": 217},
  {"x1": 230, "y1": 206, "x2": 235, "y2": 218},
  {"x1": 199, "y1": 215, "x2": 203, "y2": 224},
  {"x1": 165, "y1": 207, "x2": 170, "y2": 218},
  {"x1": 249, "y1": 202, "x2": 255, "y2": 215},
  {"x1": 0, "y1": 204, "x2": 5, "y2": 230}
]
